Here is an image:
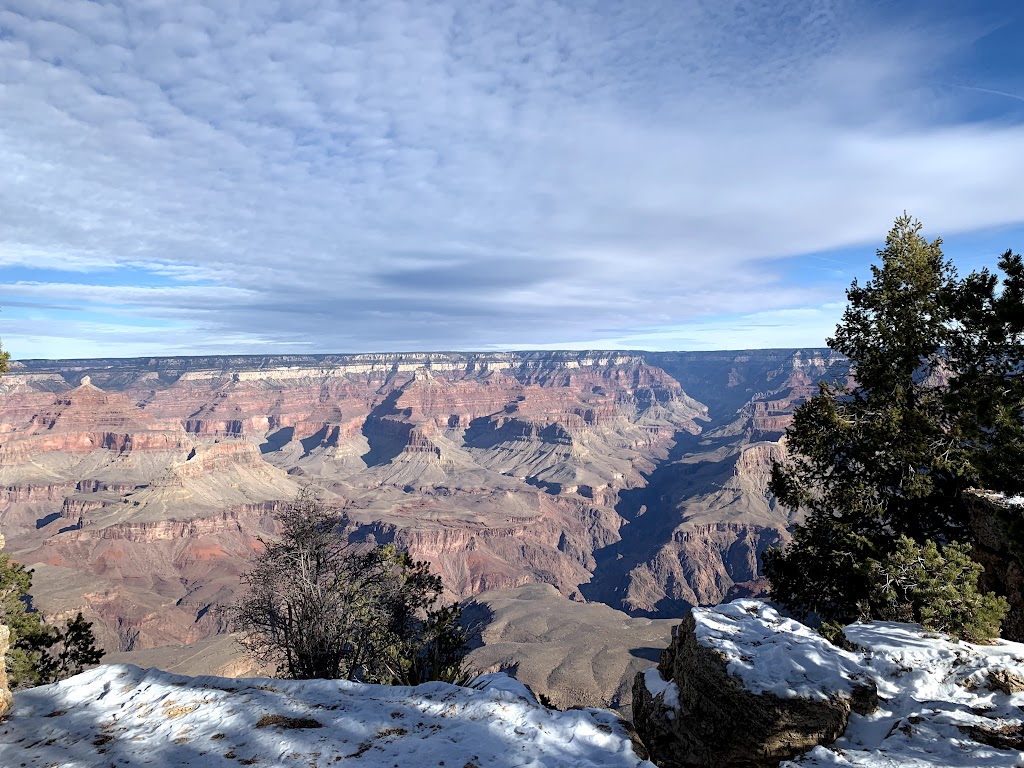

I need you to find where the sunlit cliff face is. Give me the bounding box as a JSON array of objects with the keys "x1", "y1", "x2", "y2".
[{"x1": 0, "y1": 349, "x2": 846, "y2": 660}]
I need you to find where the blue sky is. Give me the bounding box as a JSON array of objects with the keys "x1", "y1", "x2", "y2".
[{"x1": 1, "y1": 0, "x2": 1023, "y2": 359}]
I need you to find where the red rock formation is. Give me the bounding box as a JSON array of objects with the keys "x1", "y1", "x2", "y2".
[{"x1": 0, "y1": 350, "x2": 842, "y2": 658}]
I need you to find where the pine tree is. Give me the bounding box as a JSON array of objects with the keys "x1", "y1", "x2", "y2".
[
  {"x1": 766, "y1": 215, "x2": 1022, "y2": 628},
  {"x1": 864, "y1": 536, "x2": 1007, "y2": 642},
  {"x1": 232, "y1": 491, "x2": 470, "y2": 684},
  {"x1": 0, "y1": 338, "x2": 105, "y2": 686},
  {"x1": 1, "y1": 548, "x2": 106, "y2": 688},
  {"x1": 0, "y1": 549, "x2": 43, "y2": 686}
]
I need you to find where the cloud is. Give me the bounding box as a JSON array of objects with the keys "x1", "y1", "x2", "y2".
[{"x1": 0, "y1": 0, "x2": 1022, "y2": 357}]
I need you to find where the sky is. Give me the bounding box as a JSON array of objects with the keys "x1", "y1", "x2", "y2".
[{"x1": 1, "y1": 0, "x2": 1023, "y2": 360}]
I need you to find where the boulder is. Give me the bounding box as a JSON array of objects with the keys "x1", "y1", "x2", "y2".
[
  {"x1": 632, "y1": 600, "x2": 876, "y2": 768},
  {"x1": 0, "y1": 532, "x2": 12, "y2": 718},
  {"x1": 0, "y1": 624, "x2": 10, "y2": 718},
  {"x1": 967, "y1": 490, "x2": 1024, "y2": 642}
]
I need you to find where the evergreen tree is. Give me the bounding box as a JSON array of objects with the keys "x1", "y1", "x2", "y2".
[
  {"x1": 0, "y1": 338, "x2": 105, "y2": 686},
  {"x1": 864, "y1": 536, "x2": 1007, "y2": 642},
  {"x1": 232, "y1": 491, "x2": 470, "y2": 684},
  {"x1": 946, "y1": 250, "x2": 1024, "y2": 494},
  {"x1": 0, "y1": 548, "x2": 43, "y2": 686},
  {"x1": 766, "y1": 215, "x2": 1022, "y2": 627},
  {"x1": 1, "y1": 529, "x2": 105, "y2": 688}
]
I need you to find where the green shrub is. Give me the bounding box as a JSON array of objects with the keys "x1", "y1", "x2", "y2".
[
  {"x1": 2, "y1": 550, "x2": 105, "y2": 688},
  {"x1": 863, "y1": 536, "x2": 1007, "y2": 642},
  {"x1": 232, "y1": 491, "x2": 471, "y2": 685}
]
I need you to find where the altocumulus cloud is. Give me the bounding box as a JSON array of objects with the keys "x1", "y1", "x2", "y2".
[{"x1": 1, "y1": 0, "x2": 1023, "y2": 357}]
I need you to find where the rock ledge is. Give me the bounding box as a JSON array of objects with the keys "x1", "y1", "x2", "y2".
[{"x1": 633, "y1": 600, "x2": 876, "y2": 768}]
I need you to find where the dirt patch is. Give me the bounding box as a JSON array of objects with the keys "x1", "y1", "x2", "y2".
[
  {"x1": 163, "y1": 703, "x2": 200, "y2": 719},
  {"x1": 255, "y1": 713, "x2": 323, "y2": 729},
  {"x1": 986, "y1": 669, "x2": 1024, "y2": 695}
]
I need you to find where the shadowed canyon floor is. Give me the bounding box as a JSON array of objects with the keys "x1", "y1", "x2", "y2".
[{"x1": 0, "y1": 350, "x2": 848, "y2": 705}]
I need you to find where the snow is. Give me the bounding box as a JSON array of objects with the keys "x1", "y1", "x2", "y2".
[
  {"x1": 783, "y1": 622, "x2": 1024, "y2": 767},
  {"x1": 641, "y1": 667, "x2": 679, "y2": 716},
  {"x1": 689, "y1": 600, "x2": 1024, "y2": 767},
  {"x1": 693, "y1": 599, "x2": 868, "y2": 700},
  {"x1": 8, "y1": 606, "x2": 1024, "y2": 768},
  {"x1": 0, "y1": 666, "x2": 654, "y2": 768},
  {"x1": 979, "y1": 491, "x2": 1024, "y2": 507}
]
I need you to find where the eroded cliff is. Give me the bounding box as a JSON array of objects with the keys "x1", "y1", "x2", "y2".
[{"x1": 0, "y1": 349, "x2": 842, "y2": 662}]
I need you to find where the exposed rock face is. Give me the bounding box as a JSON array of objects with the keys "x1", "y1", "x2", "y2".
[
  {"x1": 967, "y1": 490, "x2": 1024, "y2": 642},
  {"x1": 0, "y1": 350, "x2": 840, "y2": 663},
  {"x1": 583, "y1": 350, "x2": 849, "y2": 615},
  {"x1": 0, "y1": 624, "x2": 10, "y2": 717},
  {"x1": 633, "y1": 601, "x2": 876, "y2": 768},
  {"x1": 0, "y1": 531, "x2": 12, "y2": 718}
]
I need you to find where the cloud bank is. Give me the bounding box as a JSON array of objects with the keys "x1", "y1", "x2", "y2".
[{"x1": 1, "y1": 0, "x2": 1023, "y2": 357}]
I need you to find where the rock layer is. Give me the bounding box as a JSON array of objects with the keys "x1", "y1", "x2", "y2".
[{"x1": 0, "y1": 350, "x2": 842, "y2": 660}]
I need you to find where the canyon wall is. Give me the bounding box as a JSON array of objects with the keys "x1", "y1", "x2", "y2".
[{"x1": 0, "y1": 349, "x2": 847, "y2": 662}]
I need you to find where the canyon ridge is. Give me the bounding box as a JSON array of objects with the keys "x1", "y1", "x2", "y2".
[{"x1": 0, "y1": 349, "x2": 848, "y2": 702}]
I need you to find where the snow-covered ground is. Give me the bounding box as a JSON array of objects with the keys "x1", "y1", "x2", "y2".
[
  {"x1": 692, "y1": 600, "x2": 870, "y2": 700},
  {"x1": 0, "y1": 666, "x2": 654, "y2": 768},
  {"x1": 788, "y1": 621, "x2": 1024, "y2": 767},
  {"x1": 642, "y1": 599, "x2": 1024, "y2": 767},
  {"x1": 6, "y1": 605, "x2": 1024, "y2": 768}
]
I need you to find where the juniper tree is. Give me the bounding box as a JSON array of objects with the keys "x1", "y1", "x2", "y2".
[
  {"x1": 0, "y1": 338, "x2": 105, "y2": 686},
  {"x1": 765, "y1": 215, "x2": 1023, "y2": 628},
  {"x1": 864, "y1": 536, "x2": 1007, "y2": 642},
  {"x1": 231, "y1": 491, "x2": 470, "y2": 684}
]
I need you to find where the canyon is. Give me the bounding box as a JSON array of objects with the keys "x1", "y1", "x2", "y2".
[{"x1": 0, "y1": 349, "x2": 848, "y2": 692}]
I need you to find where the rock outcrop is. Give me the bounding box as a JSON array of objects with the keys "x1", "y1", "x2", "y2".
[
  {"x1": 0, "y1": 531, "x2": 12, "y2": 718},
  {"x1": 968, "y1": 490, "x2": 1024, "y2": 642},
  {"x1": 633, "y1": 601, "x2": 876, "y2": 768}
]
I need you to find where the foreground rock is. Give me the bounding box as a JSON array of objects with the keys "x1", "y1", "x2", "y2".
[
  {"x1": 968, "y1": 490, "x2": 1024, "y2": 641},
  {"x1": 634, "y1": 601, "x2": 875, "y2": 768},
  {"x1": 635, "y1": 600, "x2": 1024, "y2": 768},
  {"x1": 0, "y1": 531, "x2": 12, "y2": 718},
  {"x1": 0, "y1": 624, "x2": 9, "y2": 718},
  {"x1": 0, "y1": 666, "x2": 653, "y2": 768}
]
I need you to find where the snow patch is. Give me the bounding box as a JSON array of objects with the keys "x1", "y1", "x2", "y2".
[
  {"x1": 784, "y1": 621, "x2": 1024, "y2": 767},
  {"x1": 643, "y1": 667, "x2": 680, "y2": 710},
  {"x1": 975, "y1": 491, "x2": 1024, "y2": 508},
  {"x1": 0, "y1": 666, "x2": 654, "y2": 768},
  {"x1": 693, "y1": 599, "x2": 867, "y2": 700}
]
